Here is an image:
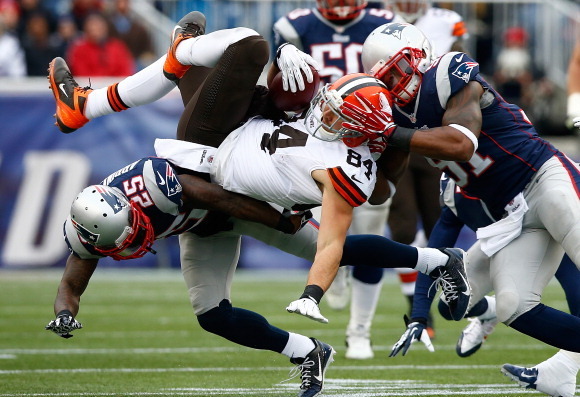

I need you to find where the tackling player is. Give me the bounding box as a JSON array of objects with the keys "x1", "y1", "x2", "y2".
[{"x1": 342, "y1": 21, "x2": 580, "y2": 389}]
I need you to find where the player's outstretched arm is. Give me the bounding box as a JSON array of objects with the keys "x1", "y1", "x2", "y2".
[
  {"x1": 46, "y1": 255, "x2": 98, "y2": 338},
  {"x1": 178, "y1": 173, "x2": 306, "y2": 234}
]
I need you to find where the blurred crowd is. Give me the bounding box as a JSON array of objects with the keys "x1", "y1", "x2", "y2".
[
  {"x1": 0, "y1": 0, "x2": 155, "y2": 77},
  {"x1": 0, "y1": 0, "x2": 575, "y2": 135}
]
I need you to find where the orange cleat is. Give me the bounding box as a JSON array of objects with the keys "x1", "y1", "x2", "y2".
[
  {"x1": 47, "y1": 57, "x2": 92, "y2": 133},
  {"x1": 163, "y1": 11, "x2": 206, "y2": 82}
]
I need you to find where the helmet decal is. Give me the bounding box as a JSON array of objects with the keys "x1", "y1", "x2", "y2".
[
  {"x1": 94, "y1": 185, "x2": 126, "y2": 214},
  {"x1": 71, "y1": 219, "x2": 101, "y2": 245},
  {"x1": 382, "y1": 22, "x2": 406, "y2": 39}
]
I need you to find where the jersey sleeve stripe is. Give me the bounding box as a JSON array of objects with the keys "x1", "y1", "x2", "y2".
[
  {"x1": 452, "y1": 21, "x2": 467, "y2": 37},
  {"x1": 107, "y1": 83, "x2": 130, "y2": 112},
  {"x1": 328, "y1": 167, "x2": 367, "y2": 207}
]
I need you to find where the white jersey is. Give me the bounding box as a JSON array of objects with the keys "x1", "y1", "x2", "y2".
[
  {"x1": 414, "y1": 7, "x2": 467, "y2": 57},
  {"x1": 212, "y1": 116, "x2": 376, "y2": 209},
  {"x1": 157, "y1": 117, "x2": 377, "y2": 210}
]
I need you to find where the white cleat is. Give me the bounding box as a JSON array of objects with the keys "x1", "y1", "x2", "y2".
[
  {"x1": 456, "y1": 317, "x2": 498, "y2": 357},
  {"x1": 345, "y1": 325, "x2": 374, "y2": 360}
]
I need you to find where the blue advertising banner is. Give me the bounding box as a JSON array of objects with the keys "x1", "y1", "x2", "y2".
[{"x1": 0, "y1": 90, "x2": 310, "y2": 270}]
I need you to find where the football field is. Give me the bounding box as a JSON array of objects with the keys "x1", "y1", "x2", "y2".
[{"x1": 0, "y1": 268, "x2": 571, "y2": 397}]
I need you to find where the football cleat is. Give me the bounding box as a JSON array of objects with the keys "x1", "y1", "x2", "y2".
[
  {"x1": 456, "y1": 317, "x2": 498, "y2": 357},
  {"x1": 47, "y1": 57, "x2": 92, "y2": 133},
  {"x1": 325, "y1": 266, "x2": 350, "y2": 310},
  {"x1": 502, "y1": 353, "x2": 578, "y2": 397},
  {"x1": 501, "y1": 364, "x2": 539, "y2": 390},
  {"x1": 345, "y1": 325, "x2": 373, "y2": 360},
  {"x1": 429, "y1": 248, "x2": 471, "y2": 321},
  {"x1": 163, "y1": 11, "x2": 206, "y2": 81},
  {"x1": 289, "y1": 338, "x2": 335, "y2": 397}
]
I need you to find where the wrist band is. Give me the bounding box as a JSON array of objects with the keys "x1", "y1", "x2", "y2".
[
  {"x1": 388, "y1": 126, "x2": 415, "y2": 151},
  {"x1": 300, "y1": 284, "x2": 324, "y2": 304},
  {"x1": 275, "y1": 215, "x2": 294, "y2": 234},
  {"x1": 57, "y1": 310, "x2": 73, "y2": 317},
  {"x1": 449, "y1": 123, "x2": 478, "y2": 153}
]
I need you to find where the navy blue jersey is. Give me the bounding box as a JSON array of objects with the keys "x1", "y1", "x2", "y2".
[
  {"x1": 273, "y1": 8, "x2": 399, "y2": 84},
  {"x1": 65, "y1": 157, "x2": 209, "y2": 259},
  {"x1": 393, "y1": 52, "x2": 559, "y2": 218}
]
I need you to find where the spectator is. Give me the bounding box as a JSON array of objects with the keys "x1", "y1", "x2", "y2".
[
  {"x1": 70, "y1": 0, "x2": 103, "y2": 30},
  {"x1": 16, "y1": 0, "x2": 58, "y2": 40},
  {"x1": 106, "y1": 0, "x2": 155, "y2": 69},
  {"x1": 0, "y1": 14, "x2": 26, "y2": 76},
  {"x1": 493, "y1": 26, "x2": 533, "y2": 111},
  {"x1": 21, "y1": 12, "x2": 65, "y2": 76},
  {"x1": 0, "y1": 0, "x2": 18, "y2": 32},
  {"x1": 56, "y1": 14, "x2": 80, "y2": 51},
  {"x1": 66, "y1": 12, "x2": 135, "y2": 77}
]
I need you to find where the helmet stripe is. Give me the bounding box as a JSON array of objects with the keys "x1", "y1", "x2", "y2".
[{"x1": 333, "y1": 76, "x2": 387, "y2": 97}]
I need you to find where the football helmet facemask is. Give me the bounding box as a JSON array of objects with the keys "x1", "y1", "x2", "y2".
[
  {"x1": 316, "y1": 0, "x2": 367, "y2": 21},
  {"x1": 305, "y1": 73, "x2": 390, "y2": 147},
  {"x1": 386, "y1": 0, "x2": 430, "y2": 23},
  {"x1": 362, "y1": 22, "x2": 434, "y2": 106},
  {"x1": 70, "y1": 185, "x2": 155, "y2": 260}
]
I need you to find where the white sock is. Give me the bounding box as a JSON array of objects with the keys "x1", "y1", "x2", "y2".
[
  {"x1": 558, "y1": 350, "x2": 580, "y2": 368},
  {"x1": 414, "y1": 247, "x2": 448, "y2": 274},
  {"x1": 478, "y1": 296, "x2": 497, "y2": 321},
  {"x1": 347, "y1": 278, "x2": 383, "y2": 335},
  {"x1": 281, "y1": 333, "x2": 315, "y2": 359},
  {"x1": 84, "y1": 57, "x2": 176, "y2": 120},
  {"x1": 175, "y1": 27, "x2": 259, "y2": 67}
]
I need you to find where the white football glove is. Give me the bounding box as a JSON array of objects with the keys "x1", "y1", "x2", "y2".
[
  {"x1": 286, "y1": 296, "x2": 329, "y2": 323},
  {"x1": 45, "y1": 310, "x2": 83, "y2": 339},
  {"x1": 574, "y1": 116, "x2": 580, "y2": 129},
  {"x1": 275, "y1": 43, "x2": 320, "y2": 93}
]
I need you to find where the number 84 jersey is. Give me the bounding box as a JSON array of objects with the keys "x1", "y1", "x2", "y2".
[{"x1": 211, "y1": 116, "x2": 377, "y2": 210}]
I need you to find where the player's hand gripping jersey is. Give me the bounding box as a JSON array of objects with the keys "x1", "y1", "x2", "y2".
[
  {"x1": 64, "y1": 157, "x2": 210, "y2": 259},
  {"x1": 274, "y1": 7, "x2": 400, "y2": 84},
  {"x1": 393, "y1": 52, "x2": 558, "y2": 219}
]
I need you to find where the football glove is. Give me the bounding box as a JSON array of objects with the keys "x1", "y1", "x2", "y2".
[
  {"x1": 281, "y1": 209, "x2": 313, "y2": 234},
  {"x1": 342, "y1": 92, "x2": 397, "y2": 140},
  {"x1": 286, "y1": 296, "x2": 328, "y2": 323},
  {"x1": 275, "y1": 43, "x2": 320, "y2": 93},
  {"x1": 389, "y1": 314, "x2": 434, "y2": 357},
  {"x1": 574, "y1": 116, "x2": 580, "y2": 129},
  {"x1": 45, "y1": 310, "x2": 83, "y2": 339},
  {"x1": 367, "y1": 135, "x2": 388, "y2": 161}
]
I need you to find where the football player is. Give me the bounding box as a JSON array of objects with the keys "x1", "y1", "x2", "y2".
[
  {"x1": 383, "y1": 0, "x2": 469, "y2": 342},
  {"x1": 46, "y1": 14, "x2": 472, "y2": 396},
  {"x1": 343, "y1": 20, "x2": 580, "y2": 384},
  {"x1": 273, "y1": 0, "x2": 407, "y2": 360}
]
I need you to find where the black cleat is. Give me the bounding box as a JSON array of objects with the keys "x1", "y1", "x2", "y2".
[
  {"x1": 429, "y1": 248, "x2": 471, "y2": 321},
  {"x1": 289, "y1": 338, "x2": 335, "y2": 397}
]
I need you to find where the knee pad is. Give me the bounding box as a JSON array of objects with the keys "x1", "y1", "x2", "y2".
[
  {"x1": 494, "y1": 290, "x2": 521, "y2": 324},
  {"x1": 197, "y1": 299, "x2": 233, "y2": 334}
]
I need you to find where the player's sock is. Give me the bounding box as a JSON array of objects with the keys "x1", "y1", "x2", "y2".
[
  {"x1": 510, "y1": 303, "x2": 580, "y2": 351},
  {"x1": 348, "y1": 277, "x2": 383, "y2": 330},
  {"x1": 342, "y1": 235, "x2": 418, "y2": 268},
  {"x1": 282, "y1": 332, "x2": 317, "y2": 359},
  {"x1": 555, "y1": 254, "x2": 580, "y2": 317}
]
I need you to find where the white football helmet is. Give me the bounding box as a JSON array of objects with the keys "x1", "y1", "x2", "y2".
[
  {"x1": 316, "y1": 0, "x2": 367, "y2": 21},
  {"x1": 70, "y1": 185, "x2": 155, "y2": 260},
  {"x1": 304, "y1": 73, "x2": 390, "y2": 147},
  {"x1": 362, "y1": 22, "x2": 434, "y2": 106},
  {"x1": 386, "y1": 0, "x2": 430, "y2": 23}
]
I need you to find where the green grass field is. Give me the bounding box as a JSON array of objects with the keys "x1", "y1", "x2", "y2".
[{"x1": 0, "y1": 268, "x2": 570, "y2": 397}]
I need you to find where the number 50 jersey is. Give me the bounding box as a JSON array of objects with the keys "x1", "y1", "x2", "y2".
[{"x1": 211, "y1": 116, "x2": 377, "y2": 210}]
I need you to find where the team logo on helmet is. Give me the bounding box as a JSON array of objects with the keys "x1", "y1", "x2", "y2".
[
  {"x1": 94, "y1": 185, "x2": 126, "y2": 214},
  {"x1": 380, "y1": 22, "x2": 408, "y2": 40},
  {"x1": 452, "y1": 61, "x2": 479, "y2": 84},
  {"x1": 71, "y1": 219, "x2": 100, "y2": 244}
]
